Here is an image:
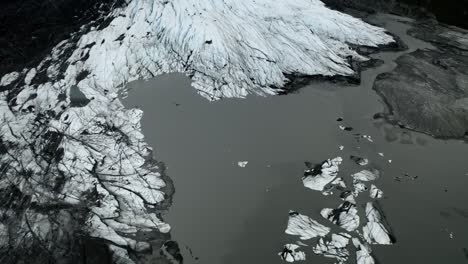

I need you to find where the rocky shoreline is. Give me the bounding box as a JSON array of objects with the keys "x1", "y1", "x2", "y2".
[{"x1": 373, "y1": 21, "x2": 468, "y2": 139}]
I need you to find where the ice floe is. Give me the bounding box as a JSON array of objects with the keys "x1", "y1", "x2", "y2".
[
  {"x1": 303, "y1": 157, "x2": 342, "y2": 191},
  {"x1": 362, "y1": 202, "x2": 393, "y2": 245},
  {"x1": 351, "y1": 169, "x2": 380, "y2": 182},
  {"x1": 353, "y1": 238, "x2": 376, "y2": 264},
  {"x1": 369, "y1": 184, "x2": 384, "y2": 199},
  {"x1": 313, "y1": 233, "x2": 351, "y2": 263},
  {"x1": 238, "y1": 161, "x2": 249, "y2": 167},
  {"x1": 321, "y1": 201, "x2": 360, "y2": 232},
  {"x1": 285, "y1": 211, "x2": 330, "y2": 240},
  {"x1": 350, "y1": 155, "x2": 369, "y2": 166},
  {"x1": 279, "y1": 244, "x2": 306, "y2": 262}
]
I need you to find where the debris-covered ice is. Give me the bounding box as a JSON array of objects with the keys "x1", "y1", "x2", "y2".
[
  {"x1": 285, "y1": 211, "x2": 330, "y2": 240},
  {"x1": 279, "y1": 244, "x2": 307, "y2": 262}
]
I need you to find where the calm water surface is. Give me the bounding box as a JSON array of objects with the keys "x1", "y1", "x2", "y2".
[{"x1": 123, "y1": 14, "x2": 468, "y2": 264}]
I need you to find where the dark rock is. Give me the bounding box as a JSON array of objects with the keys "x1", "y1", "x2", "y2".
[{"x1": 373, "y1": 39, "x2": 468, "y2": 138}]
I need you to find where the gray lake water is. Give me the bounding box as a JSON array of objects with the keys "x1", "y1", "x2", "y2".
[{"x1": 123, "y1": 14, "x2": 468, "y2": 264}]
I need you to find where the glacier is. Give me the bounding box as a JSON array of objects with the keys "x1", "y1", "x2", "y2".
[{"x1": 0, "y1": 0, "x2": 395, "y2": 262}]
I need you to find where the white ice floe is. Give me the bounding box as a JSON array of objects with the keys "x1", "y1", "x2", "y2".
[
  {"x1": 303, "y1": 157, "x2": 342, "y2": 191},
  {"x1": 339, "y1": 145, "x2": 345, "y2": 151},
  {"x1": 351, "y1": 169, "x2": 380, "y2": 182},
  {"x1": 362, "y1": 202, "x2": 393, "y2": 245},
  {"x1": 369, "y1": 184, "x2": 384, "y2": 199},
  {"x1": 285, "y1": 211, "x2": 330, "y2": 240},
  {"x1": 352, "y1": 238, "x2": 375, "y2": 264},
  {"x1": 279, "y1": 244, "x2": 306, "y2": 262},
  {"x1": 238, "y1": 161, "x2": 249, "y2": 167},
  {"x1": 313, "y1": 233, "x2": 351, "y2": 263},
  {"x1": 321, "y1": 202, "x2": 360, "y2": 232}
]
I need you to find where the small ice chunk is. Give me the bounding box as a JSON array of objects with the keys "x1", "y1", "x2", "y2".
[
  {"x1": 362, "y1": 202, "x2": 393, "y2": 245},
  {"x1": 353, "y1": 182, "x2": 368, "y2": 196},
  {"x1": 339, "y1": 145, "x2": 344, "y2": 151},
  {"x1": 339, "y1": 125, "x2": 353, "y2": 131},
  {"x1": 321, "y1": 202, "x2": 360, "y2": 232},
  {"x1": 369, "y1": 184, "x2": 383, "y2": 199},
  {"x1": 279, "y1": 244, "x2": 306, "y2": 262},
  {"x1": 313, "y1": 233, "x2": 351, "y2": 263},
  {"x1": 237, "y1": 161, "x2": 248, "y2": 167},
  {"x1": 362, "y1": 135, "x2": 374, "y2": 142},
  {"x1": 352, "y1": 238, "x2": 375, "y2": 264},
  {"x1": 350, "y1": 155, "x2": 369, "y2": 166},
  {"x1": 351, "y1": 169, "x2": 380, "y2": 182},
  {"x1": 378, "y1": 153, "x2": 384, "y2": 157},
  {"x1": 303, "y1": 157, "x2": 342, "y2": 191},
  {"x1": 285, "y1": 211, "x2": 330, "y2": 240}
]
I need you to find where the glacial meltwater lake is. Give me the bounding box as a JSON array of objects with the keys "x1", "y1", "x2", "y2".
[{"x1": 123, "y1": 14, "x2": 468, "y2": 264}]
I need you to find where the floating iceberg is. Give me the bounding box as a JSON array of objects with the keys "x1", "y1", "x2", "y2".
[
  {"x1": 285, "y1": 211, "x2": 330, "y2": 240},
  {"x1": 313, "y1": 233, "x2": 351, "y2": 263},
  {"x1": 279, "y1": 244, "x2": 306, "y2": 262},
  {"x1": 321, "y1": 201, "x2": 360, "y2": 232},
  {"x1": 303, "y1": 157, "x2": 343, "y2": 191},
  {"x1": 362, "y1": 202, "x2": 393, "y2": 245}
]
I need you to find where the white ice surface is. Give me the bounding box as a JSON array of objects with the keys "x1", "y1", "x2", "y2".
[
  {"x1": 362, "y1": 202, "x2": 392, "y2": 245},
  {"x1": 279, "y1": 244, "x2": 306, "y2": 262},
  {"x1": 313, "y1": 233, "x2": 351, "y2": 263},
  {"x1": 303, "y1": 157, "x2": 343, "y2": 191},
  {"x1": 285, "y1": 211, "x2": 330, "y2": 240}
]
